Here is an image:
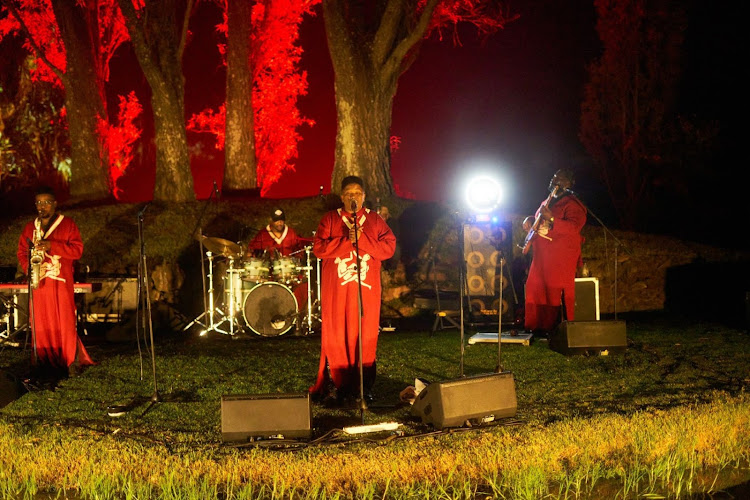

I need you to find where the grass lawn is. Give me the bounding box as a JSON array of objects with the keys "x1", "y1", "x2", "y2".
[{"x1": 1, "y1": 311, "x2": 749, "y2": 499}]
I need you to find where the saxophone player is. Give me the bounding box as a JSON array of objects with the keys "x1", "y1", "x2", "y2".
[{"x1": 16, "y1": 186, "x2": 94, "y2": 377}]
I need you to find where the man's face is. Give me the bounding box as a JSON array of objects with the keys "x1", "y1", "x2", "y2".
[
  {"x1": 271, "y1": 219, "x2": 286, "y2": 232},
  {"x1": 548, "y1": 171, "x2": 572, "y2": 193},
  {"x1": 35, "y1": 194, "x2": 57, "y2": 219},
  {"x1": 340, "y1": 183, "x2": 365, "y2": 213}
]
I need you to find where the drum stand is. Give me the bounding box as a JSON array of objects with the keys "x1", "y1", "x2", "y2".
[
  {"x1": 183, "y1": 251, "x2": 229, "y2": 336},
  {"x1": 213, "y1": 256, "x2": 244, "y2": 336}
]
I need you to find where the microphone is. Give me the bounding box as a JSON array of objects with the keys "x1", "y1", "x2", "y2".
[
  {"x1": 138, "y1": 202, "x2": 151, "y2": 217},
  {"x1": 213, "y1": 180, "x2": 220, "y2": 198},
  {"x1": 350, "y1": 200, "x2": 357, "y2": 213},
  {"x1": 319, "y1": 185, "x2": 324, "y2": 199}
]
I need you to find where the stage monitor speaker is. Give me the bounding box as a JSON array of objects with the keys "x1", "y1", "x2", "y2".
[
  {"x1": 574, "y1": 278, "x2": 600, "y2": 321},
  {"x1": 411, "y1": 372, "x2": 517, "y2": 429},
  {"x1": 550, "y1": 320, "x2": 627, "y2": 355},
  {"x1": 221, "y1": 393, "x2": 312, "y2": 442}
]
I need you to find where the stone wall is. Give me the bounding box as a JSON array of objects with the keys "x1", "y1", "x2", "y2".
[{"x1": 380, "y1": 214, "x2": 750, "y2": 319}]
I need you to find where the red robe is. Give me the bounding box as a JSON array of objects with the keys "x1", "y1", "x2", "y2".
[
  {"x1": 310, "y1": 208, "x2": 396, "y2": 396},
  {"x1": 247, "y1": 225, "x2": 311, "y2": 257},
  {"x1": 247, "y1": 225, "x2": 312, "y2": 313},
  {"x1": 524, "y1": 193, "x2": 587, "y2": 332},
  {"x1": 17, "y1": 215, "x2": 94, "y2": 369}
]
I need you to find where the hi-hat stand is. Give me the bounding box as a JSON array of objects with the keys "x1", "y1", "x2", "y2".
[{"x1": 182, "y1": 250, "x2": 229, "y2": 335}]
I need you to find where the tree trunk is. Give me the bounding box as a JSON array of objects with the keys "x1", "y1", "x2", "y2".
[
  {"x1": 223, "y1": 0, "x2": 256, "y2": 191},
  {"x1": 323, "y1": 0, "x2": 396, "y2": 199},
  {"x1": 117, "y1": 0, "x2": 195, "y2": 202},
  {"x1": 50, "y1": 0, "x2": 110, "y2": 201}
]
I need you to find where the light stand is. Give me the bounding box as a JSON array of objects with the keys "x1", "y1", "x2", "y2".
[
  {"x1": 458, "y1": 217, "x2": 466, "y2": 378},
  {"x1": 136, "y1": 203, "x2": 159, "y2": 411}
]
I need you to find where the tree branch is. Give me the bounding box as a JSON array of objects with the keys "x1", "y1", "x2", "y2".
[
  {"x1": 177, "y1": 0, "x2": 194, "y2": 60},
  {"x1": 380, "y1": 0, "x2": 440, "y2": 85},
  {"x1": 2, "y1": 0, "x2": 66, "y2": 82},
  {"x1": 372, "y1": 0, "x2": 404, "y2": 68}
]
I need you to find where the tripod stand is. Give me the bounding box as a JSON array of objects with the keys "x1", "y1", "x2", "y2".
[{"x1": 182, "y1": 249, "x2": 231, "y2": 335}]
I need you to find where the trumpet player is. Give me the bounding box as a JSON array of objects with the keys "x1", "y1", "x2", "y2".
[{"x1": 16, "y1": 186, "x2": 94, "y2": 377}]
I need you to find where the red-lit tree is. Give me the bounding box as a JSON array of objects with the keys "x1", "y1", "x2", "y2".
[
  {"x1": 580, "y1": 0, "x2": 688, "y2": 229},
  {"x1": 323, "y1": 0, "x2": 513, "y2": 198},
  {"x1": 188, "y1": 0, "x2": 317, "y2": 195},
  {"x1": 0, "y1": 0, "x2": 131, "y2": 200},
  {"x1": 116, "y1": 0, "x2": 196, "y2": 202}
]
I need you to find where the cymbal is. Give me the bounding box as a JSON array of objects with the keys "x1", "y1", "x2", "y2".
[{"x1": 201, "y1": 236, "x2": 242, "y2": 257}]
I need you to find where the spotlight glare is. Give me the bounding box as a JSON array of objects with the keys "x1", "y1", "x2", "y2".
[{"x1": 465, "y1": 175, "x2": 503, "y2": 213}]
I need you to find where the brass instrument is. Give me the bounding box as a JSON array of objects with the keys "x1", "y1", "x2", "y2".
[{"x1": 30, "y1": 218, "x2": 45, "y2": 289}]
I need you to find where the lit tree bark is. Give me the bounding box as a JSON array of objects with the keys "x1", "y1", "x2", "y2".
[
  {"x1": 323, "y1": 0, "x2": 442, "y2": 197},
  {"x1": 49, "y1": 0, "x2": 110, "y2": 201},
  {"x1": 224, "y1": 0, "x2": 256, "y2": 191},
  {"x1": 117, "y1": 0, "x2": 195, "y2": 201}
]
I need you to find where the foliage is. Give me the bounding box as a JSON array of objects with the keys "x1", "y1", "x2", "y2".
[
  {"x1": 0, "y1": 53, "x2": 69, "y2": 192},
  {"x1": 579, "y1": 0, "x2": 715, "y2": 231},
  {"x1": 0, "y1": 0, "x2": 135, "y2": 198},
  {"x1": 188, "y1": 0, "x2": 318, "y2": 196},
  {"x1": 96, "y1": 91, "x2": 143, "y2": 198}
]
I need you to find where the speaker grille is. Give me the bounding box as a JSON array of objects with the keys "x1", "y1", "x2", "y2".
[
  {"x1": 412, "y1": 372, "x2": 517, "y2": 429},
  {"x1": 221, "y1": 393, "x2": 312, "y2": 441}
]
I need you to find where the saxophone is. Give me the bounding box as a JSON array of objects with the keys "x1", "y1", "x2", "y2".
[{"x1": 30, "y1": 218, "x2": 45, "y2": 289}]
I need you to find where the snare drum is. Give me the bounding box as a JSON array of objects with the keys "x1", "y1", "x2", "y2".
[
  {"x1": 242, "y1": 258, "x2": 269, "y2": 283},
  {"x1": 272, "y1": 256, "x2": 299, "y2": 283}
]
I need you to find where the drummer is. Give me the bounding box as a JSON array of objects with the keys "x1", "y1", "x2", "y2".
[{"x1": 246, "y1": 208, "x2": 311, "y2": 258}]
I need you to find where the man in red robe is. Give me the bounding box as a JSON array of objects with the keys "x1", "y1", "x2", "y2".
[
  {"x1": 245, "y1": 208, "x2": 313, "y2": 329},
  {"x1": 523, "y1": 169, "x2": 587, "y2": 334},
  {"x1": 310, "y1": 176, "x2": 396, "y2": 404},
  {"x1": 246, "y1": 208, "x2": 311, "y2": 258},
  {"x1": 17, "y1": 186, "x2": 94, "y2": 376}
]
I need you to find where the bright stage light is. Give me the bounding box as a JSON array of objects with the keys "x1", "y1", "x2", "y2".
[{"x1": 464, "y1": 175, "x2": 503, "y2": 214}]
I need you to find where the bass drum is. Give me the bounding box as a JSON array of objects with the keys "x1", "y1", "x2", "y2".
[{"x1": 242, "y1": 282, "x2": 298, "y2": 336}]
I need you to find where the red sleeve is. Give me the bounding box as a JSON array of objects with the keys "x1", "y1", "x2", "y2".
[
  {"x1": 549, "y1": 196, "x2": 586, "y2": 238},
  {"x1": 356, "y1": 214, "x2": 396, "y2": 261},
  {"x1": 313, "y1": 212, "x2": 354, "y2": 259},
  {"x1": 17, "y1": 222, "x2": 33, "y2": 274},
  {"x1": 48, "y1": 219, "x2": 84, "y2": 260}
]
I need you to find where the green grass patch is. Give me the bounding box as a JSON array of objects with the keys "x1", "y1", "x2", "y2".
[{"x1": 1, "y1": 313, "x2": 749, "y2": 498}]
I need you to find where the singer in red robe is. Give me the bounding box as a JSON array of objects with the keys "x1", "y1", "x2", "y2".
[
  {"x1": 17, "y1": 187, "x2": 94, "y2": 375},
  {"x1": 310, "y1": 177, "x2": 396, "y2": 403},
  {"x1": 523, "y1": 169, "x2": 587, "y2": 333}
]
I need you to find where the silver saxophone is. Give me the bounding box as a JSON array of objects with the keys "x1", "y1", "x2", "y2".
[{"x1": 30, "y1": 218, "x2": 45, "y2": 289}]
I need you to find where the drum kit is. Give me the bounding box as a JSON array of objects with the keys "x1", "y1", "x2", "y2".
[{"x1": 183, "y1": 235, "x2": 321, "y2": 337}]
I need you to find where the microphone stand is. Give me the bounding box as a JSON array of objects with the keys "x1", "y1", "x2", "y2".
[
  {"x1": 27, "y1": 242, "x2": 38, "y2": 365},
  {"x1": 351, "y1": 201, "x2": 367, "y2": 423},
  {"x1": 136, "y1": 204, "x2": 159, "y2": 414},
  {"x1": 566, "y1": 189, "x2": 631, "y2": 319}
]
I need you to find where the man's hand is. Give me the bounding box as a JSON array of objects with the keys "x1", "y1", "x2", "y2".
[
  {"x1": 349, "y1": 227, "x2": 362, "y2": 244},
  {"x1": 522, "y1": 216, "x2": 534, "y2": 232},
  {"x1": 35, "y1": 240, "x2": 51, "y2": 252},
  {"x1": 540, "y1": 205, "x2": 553, "y2": 221}
]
